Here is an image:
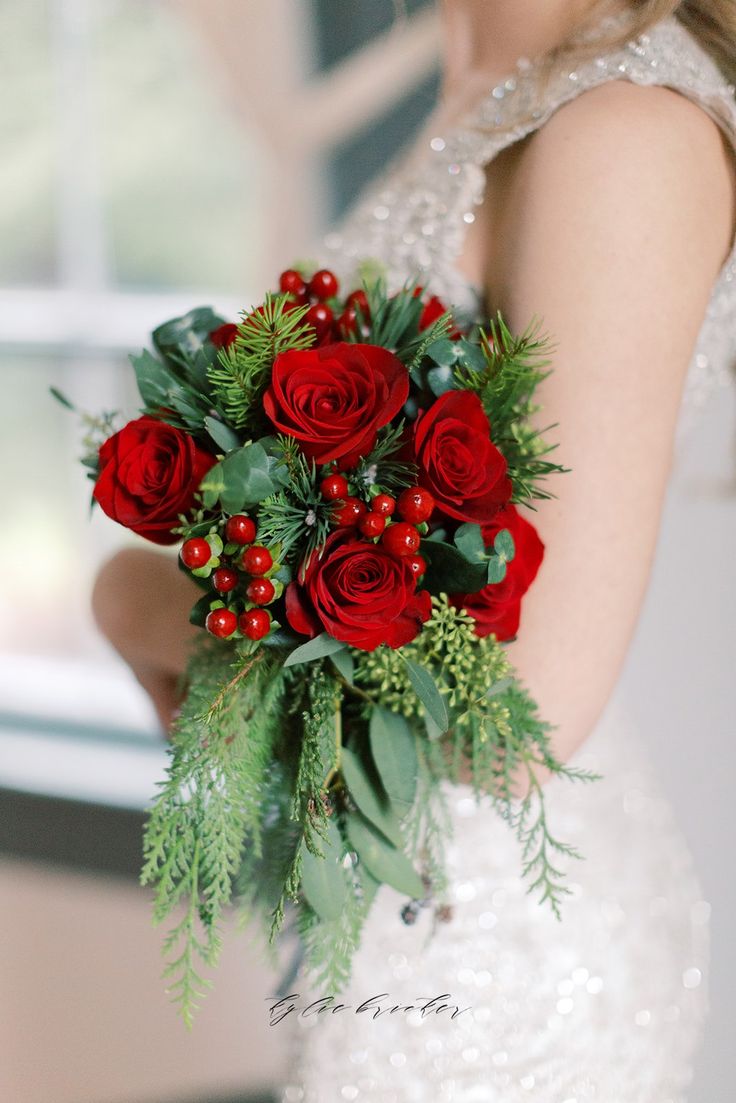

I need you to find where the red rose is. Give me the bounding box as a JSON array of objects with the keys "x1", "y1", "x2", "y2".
[
  {"x1": 209, "y1": 323, "x2": 239, "y2": 349},
  {"x1": 412, "y1": 390, "x2": 512, "y2": 523},
  {"x1": 285, "y1": 534, "x2": 431, "y2": 651},
  {"x1": 93, "y1": 416, "x2": 215, "y2": 545},
  {"x1": 452, "y1": 505, "x2": 544, "y2": 640},
  {"x1": 263, "y1": 343, "x2": 409, "y2": 467}
]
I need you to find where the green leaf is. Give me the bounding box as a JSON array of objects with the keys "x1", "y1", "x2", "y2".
[
  {"x1": 204, "y1": 416, "x2": 241, "y2": 453},
  {"x1": 188, "y1": 593, "x2": 215, "y2": 627},
  {"x1": 130, "y1": 350, "x2": 178, "y2": 409},
  {"x1": 49, "y1": 385, "x2": 75, "y2": 411},
  {"x1": 283, "y1": 633, "x2": 347, "y2": 668},
  {"x1": 330, "y1": 649, "x2": 355, "y2": 684},
  {"x1": 369, "y1": 707, "x2": 418, "y2": 813},
  {"x1": 340, "y1": 745, "x2": 403, "y2": 847},
  {"x1": 426, "y1": 365, "x2": 456, "y2": 397},
  {"x1": 152, "y1": 306, "x2": 226, "y2": 364},
  {"x1": 402, "y1": 658, "x2": 449, "y2": 733},
  {"x1": 486, "y1": 555, "x2": 507, "y2": 584},
  {"x1": 345, "y1": 811, "x2": 424, "y2": 899},
  {"x1": 425, "y1": 338, "x2": 458, "y2": 367},
  {"x1": 299, "y1": 817, "x2": 348, "y2": 922},
  {"x1": 199, "y1": 441, "x2": 282, "y2": 513},
  {"x1": 419, "y1": 539, "x2": 487, "y2": 594},
  {"x1": 453, "y1": 523, "x2": 486, "y2": 563},
  {"x1": 493, "y1": 528, "x2": 515, "y2": 562}
]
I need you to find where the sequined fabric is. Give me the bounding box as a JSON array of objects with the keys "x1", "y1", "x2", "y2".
[{"x1": 279, "y1": 13, "x2": 729, "y2": 1100}]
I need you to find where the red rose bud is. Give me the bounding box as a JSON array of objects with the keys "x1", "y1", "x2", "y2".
[
  {"x1": 451, "y1": 505, "x2": 544, "y2": 641},
  {"x1": 285, "y1": 533, "x2": 431, "y2": 651},
  {"x1": 412, "y1": 391, "x2": 512, "y2": 524},
  {"x1": 209, "y1": 323, "x2": 239, "y2": 349},
  {"x1": 93, "y1": 417, "x2": 216, "y2": 545},
  {"x1": 263, "y1": 343, "x2": 409, "y2": 467}
]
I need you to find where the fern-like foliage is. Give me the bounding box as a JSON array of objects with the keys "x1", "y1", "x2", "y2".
[
  {"x1": 354, "y1": 596, "x2": 599, "y2": 918},
  {"x1": 457, "y1": 312, "x2": 568, "y2": 505},
  {"x1": 206, "y1": 293, "x2": 314, "y2": 432},
  {"x1": 139, "y1": 636, "x2": 288, "y2": 1027}
]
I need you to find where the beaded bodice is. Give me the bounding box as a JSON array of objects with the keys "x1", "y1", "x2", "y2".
[{"x1": 321, "y1": 11, "x2": 736, "y2": 432}]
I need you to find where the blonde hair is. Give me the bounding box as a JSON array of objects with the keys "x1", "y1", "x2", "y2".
[{"x1": 547, "y1": 0, "x2": 736, "y2": 87}]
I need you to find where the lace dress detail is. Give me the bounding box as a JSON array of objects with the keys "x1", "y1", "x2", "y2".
[{"x1": 279, "y1": 13, "x2": 732, "y2": 1102}]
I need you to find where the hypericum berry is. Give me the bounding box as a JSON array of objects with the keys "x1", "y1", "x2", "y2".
[
  {"x1": 205, "y1": 608, "x2": 237, "y2": 638},
  {"x1": 306, "y1": 302, "x2": 334, "y2": 341},
  {"x1": 382, "y1": 521, "x2": 421, "y2": 557},
  {"x1": 335, "y1": 307, "x2": 357, "y2": 337},
  {"x1": 246, "y1": 577, "x2": 275, "y2": 605},
  {"x1": 333, "y1": 496, "x2": 368, "y2": 527},
  {"x1": 405, "y1": 553, "x2": 427, "y2": 579},
  {"x1": 225, "y1": 514, "x2": 257, "y2": 545},
  {"x1": 241, "y1": 544, "x2": 273, "y2": 576},
  {"x1": 321, "y1": 473, "x2": 349, "y2": 501},
  {"x1": 397, "y1": 486, "x2": 435, "y2": 524},
  {"x1": 212, "y1": 567, "x2": 239, "y2": 593},
  {"x1": 180, "y1": 537, "x2": 212, "y2": 569},
  {"x1": 346, "y1": 289, "x2": 370, "y2": 319},
  {"x1": 308, "y1": 268, "x2": 339, "y2": 300},
  {"x1": 279, "y1": 268, "x2": 306, "y2": 296},
  {"x1": 359, "y1": 511, "x2": 387, "y2": 538},
  {"x1": 371, "y1": 493, "x2": 396, "y2": 517},
  {"x1": 238, "y1": 607, "x2": 271, "y2": 640}
]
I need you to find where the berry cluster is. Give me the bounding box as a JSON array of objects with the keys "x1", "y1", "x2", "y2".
[
  {"x1": 180, "y1": 514, "x2": 277, "y2": 641},
  {"x1": 320, "y1": 473, "x2": 435, "y2": 580},
  {"x1": 278, "y1": 267, "x2": 370, "y2": 342}
]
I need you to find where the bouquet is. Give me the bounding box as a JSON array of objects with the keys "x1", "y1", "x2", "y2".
[{"x1": 56, "y1": 262, "x2": 598, "y2": 1026}]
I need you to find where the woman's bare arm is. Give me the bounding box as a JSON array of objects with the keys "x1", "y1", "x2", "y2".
[{"x1": 484, "y1": 81, "x2": 736, "y2": 766}]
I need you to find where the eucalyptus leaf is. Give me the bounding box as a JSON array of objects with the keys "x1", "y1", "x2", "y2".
[
  {"x1": 493, "y1": 528, "x2": 515, "y2": 562},
  {"x1": 426, "y1": 364, "x2": 456, "y2": 397},
  {"x1": 369, "y1": 707, "x2": 418, "y2": 812},
  {"x1": 486, "y1": 556, "x2": 507, "y2": 584},
  {"x1": 453, "y1": 522, "x2": 487, "y2": 564},
  {"x1": 403, "y1": 658, "x2": 449, "y2": 733},
  {"x1": 188, "y1": 592, "x2": 215, "y2": 627},
  {"x1": 283, "y1": 633, "x2": 347, "y2": 668},
  {"x1": 345, "y1": 811, "x2": 425, "y2": 899},
  {"x1": 330, "y1": 649, "x2": 355, "y2": 684},
  {"x1": 341, "y1": 746, "x2": 403, "y2": 847},
  {"x1": 300, "y1": 817, "x2": 348, "y2": 922},
  {"x1": 420, "y1": 538, "x2": 487, "y2": 594},
  {"x1": 425, "y1": 338, "x2": 458, "y2": 367},
  {"x1": 152, "y1": 306, "x2": 226, "y2": 363},
  {"x1": 204, "y1": 416, "x2": 241, "y2": 453},
  {"x1": 130, "y1": 350, "x2": 177, "y2": 409}
]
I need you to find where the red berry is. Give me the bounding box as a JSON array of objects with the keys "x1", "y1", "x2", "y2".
[
  {"x1": 336, "y1": 307, "x2": 357, "y2": 337},
  {"x1": 405, "y1": 553, "x2": 427, "y2": 579},
  {"x1": 382, "y1": 521, "x2": 421, "y2": 557},
  {"x1": 359, "y1": 511, "x2": 387, "y2": 538},
  {"x1": 308, "y1": 268, "x2": 339, "y2": 300},
  {"x1": 333, "y1": 497, "x2": 368, "y2": 527},
  {"x1": 346, "y1": 289, "x2": 370, "y2": 319},
  {"x1": 212, "y1": 567, "x2": 238, "y2": 593},
  {"x1": 205, "y1": 608, "x2": 237, "y2": 638},
  {"x1": 372, "y1": 493, "x2": 396, "y2": 517},
  {"x1": 279, "y1": 269, "x2": 306, "y2": 296},
  {"x1": 238, "y1": 608, "x2": 271, "y2": 640},
  {"x1": 241, "y1": 545, "x2": 273, "y2": 576},
  {"x1": 246, "y1": 577, "x2": 275, "y2": 605},
  {"x1": 225, "y1": 514, "x2": 257, "y2": 545},
  {"x1": 321, "y1": 473, "x2": 349, "y2": 501},
  {"x1": 181, "y1": 537, "x2": 212, "y2": 569},
  {"x1": 397, "y1": 486, "x2": 435, "y2": 524},
  {"x1": 306, "y1": 302, "x2": 334, "y2": 341}
]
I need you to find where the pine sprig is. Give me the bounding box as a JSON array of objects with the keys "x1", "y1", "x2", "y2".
[
  {"x1": 207, "y1": 293, "x2": 313, "y2": 431},
  {"x1": 353, "y1": 420, "x2": 417, "y2": 495},
  {"x1": 256, "y1": 443, "x2": 332, "y2": 566},
  {"x1": 139, "y1": 636, "x2": 288, "y2": 1027},
  {"x1": 457, "y1": 312, "x2": 567, "y2": 504}
]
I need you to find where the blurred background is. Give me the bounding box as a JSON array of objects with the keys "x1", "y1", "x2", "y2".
[{"x1": 0, "y1": 1, "x2": 733, "y2": 1101}]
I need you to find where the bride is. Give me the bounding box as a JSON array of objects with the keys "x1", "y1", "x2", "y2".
[{"x1": 91, "y1": 0, "x2": 736, "y2": 1098}]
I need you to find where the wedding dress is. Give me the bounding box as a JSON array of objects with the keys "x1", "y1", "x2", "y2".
[{"x1": 277, "y1": 13, "x2": 736, "y2": 1101}]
